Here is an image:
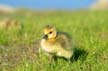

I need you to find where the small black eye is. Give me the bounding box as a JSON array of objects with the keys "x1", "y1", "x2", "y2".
[{"x1": 49, "y1": 31, "x2": 52, "y2": 34}]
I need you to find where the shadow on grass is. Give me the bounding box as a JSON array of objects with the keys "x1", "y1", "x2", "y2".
[{"x1": 71, "y1": 47, "x2": 88, "y2": 62}]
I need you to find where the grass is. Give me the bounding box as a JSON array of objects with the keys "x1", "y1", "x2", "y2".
[{"x1": 0, "y1": 10, "x2": 108, "y2": 71}]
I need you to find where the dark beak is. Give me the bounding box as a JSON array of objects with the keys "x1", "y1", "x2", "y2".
[{"x1": 43, "y1": 35, "x2": 48, "y2": 39}]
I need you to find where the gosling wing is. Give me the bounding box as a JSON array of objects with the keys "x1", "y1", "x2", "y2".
[{"x1": 57, "y1": 32, "x2": 73, "y2": 50}]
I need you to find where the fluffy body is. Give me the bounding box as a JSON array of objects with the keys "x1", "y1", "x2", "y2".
[{"x1": 41, "y1": 25, "x2": 73, "y2": 59}]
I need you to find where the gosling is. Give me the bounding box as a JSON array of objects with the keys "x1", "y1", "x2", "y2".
[
  {"x1": 40, "y1": 25, "x2": 74, "y2": 60},
  {"x1": 0, "y1": 18, "x2": 22, "y2": 30}
]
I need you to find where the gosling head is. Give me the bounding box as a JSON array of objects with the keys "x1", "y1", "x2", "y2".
[{"x1": 43, "y1": 25, "x2": 57, "y2": 39}]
